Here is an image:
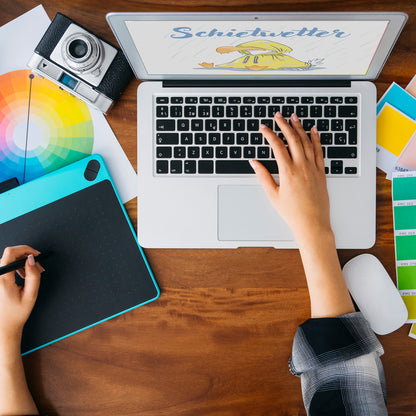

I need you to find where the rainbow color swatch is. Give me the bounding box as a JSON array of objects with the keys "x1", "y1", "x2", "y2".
[{"x1": 0, "y1": 69, "x2": 94, "y2": 184}]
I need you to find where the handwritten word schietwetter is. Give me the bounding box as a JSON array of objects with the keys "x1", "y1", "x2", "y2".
[{"x1": 170, "y1": 27, "x2": 351, "y2": 39}]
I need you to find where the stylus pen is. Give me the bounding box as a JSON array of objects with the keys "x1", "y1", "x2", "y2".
[{"x1": 0, "y1": 251, "x2": 52, "y2": 276}]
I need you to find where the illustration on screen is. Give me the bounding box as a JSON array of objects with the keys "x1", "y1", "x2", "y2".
[{"x1": 198, "y1": 40, "x2": 319, "y2": 71}]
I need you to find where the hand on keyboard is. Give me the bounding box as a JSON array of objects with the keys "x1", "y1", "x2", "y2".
[{"x1": 250, "y1": 112, "x2": 331, "y2": 243}]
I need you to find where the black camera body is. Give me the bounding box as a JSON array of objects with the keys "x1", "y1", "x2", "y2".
[{"x1": 28, "y1": 13, "x2": 133, "y2": 113}]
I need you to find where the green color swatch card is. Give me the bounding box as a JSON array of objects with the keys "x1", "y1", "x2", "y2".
[{"x1": 392, "y1": 171, "x2": 416, "y2": 324}]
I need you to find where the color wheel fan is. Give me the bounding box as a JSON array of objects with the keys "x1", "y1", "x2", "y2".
[{"x1": 0, "y1": 69, "x2": 94, "y2": 184}]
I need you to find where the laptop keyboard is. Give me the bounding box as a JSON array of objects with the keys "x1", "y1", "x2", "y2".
[{"x1": 154, "y1": 95, "x2": 359, "y2": 176}]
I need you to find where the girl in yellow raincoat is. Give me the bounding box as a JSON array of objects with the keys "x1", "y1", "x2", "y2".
[{"x1": 200, "y1": 40, "x2": 311, "y2": 71}]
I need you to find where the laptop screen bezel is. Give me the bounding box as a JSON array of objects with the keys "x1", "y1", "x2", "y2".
[{"x1": 106, "y1": 12, "x2": 407, "y2": 81}]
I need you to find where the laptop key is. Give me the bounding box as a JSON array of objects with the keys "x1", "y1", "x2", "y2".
[
  {"x1": 237, "y1": 133, "x2": 249, "y2": 145},
  {"x1": 216, "y1": 147, "x2": 228, "y2": 158},
  {"x1": 331, "y1": 119, "x2": 343, "y2": 131},
  {"x1": 184, "y1": 106, "x2": 197, "y2": 117},
  {"x1": 240, "y1": 106, "x2": 252, "y2": 117},
  {"x1": 222, "y1": 133, "x2": 235, "y2": 145},
  {"x1": 257, "y1": 147, "x2": 270, "y2": 158},
  {"x1": 247, "y1": 119, "x2": 259, "y2": 131},
  {"x1": 330, "y1": 160, "x2": 343, "y2": 174},
  {"x1": 202, "y1": 147, "x2": 214, "y2": 158},
  {"x1": 296, "y1": 106, "x2": 308, "y2": 117},
  {"x1": 214, "y1": 97, "x2": 227, "y2": 103},
  {"x1": 302, "y1": 119, "x2": 315, "y2": 131},
  {"x1": 185, "y1": 97, "x2": 198, "y2": 103},
  {"x1": 287, "y1": 97, "x2": 299, "y2": 103},
  {"x1": 346, "y1": 119, "x2": 358, "y2": 144},
  {"x1": 170, "y1": 160, "x2": 182, "y2": 174},
  {"x1": 261, "y1": 119, "x2": 274, "y2": 129},
  {"x1": 233, "y1": 119, "x2": 245, "y2": 131},
  {"x1": 177, "y1": 120, "x2": 189, "y2": 131},
  {"x1": 254, "y1": 105, "x2": 266, "y2": 118},
  {"x1": 209, "y1": 133, "x2": 221, "y2": 145},
  {"x1": 171, "y1": 97, "x2": 183, "y2": 104},
  {"x1": 251, "y1": 133, "x2": 263, "y2": 145},
  {"x1": 282, "y1": 105, "x2": 294, "y2": 117},
  {"x1": 174, "y1": 147, "x2": 186, "y2": 158},
  {"x1": 188, "y1": 147, "x2": 200, "y2": 158},
  {"x1": 301, "y1": 97, "x2": 314, "y2": 104},
  {"x1": 205, "y1": 119, "x2": 217, "y2": 131},
  {"x1": 268, "y1": 105, "x2": 280, "y2": 118},
  {"x1": 191, "y1": 119, "x2": 204, "y2": 131},
  {"x1": 156, "y1": 147, "x2": 172, "y2": 158},
  {"x1": 258, "y1": 97, "x2": 270, "y2": 103},
  {"x1": 156, "y1": 97, "x2": 169, "y2": 104},
  {"x1": 226, "y1": 106, "x2": 239, "y2": 117},
  {"x1": 200, "y1": 97, "x2": 212, "y2": 104},
  {"x1": 316, "y1": 97, "x2": 328, "y2": 104},
  {"x1": 219, "y1": 119, "x2": 232, "y2": 131},
  {"x1": 244, "y1": 147, "x2": 256, "y2": 158},
  {"x1": 195, "y1": 133, "x2": 207, "y2": 145},
  {"x1": 320, "y1": 133, "x2": 333, "y2": 145},
  {"x1": 317, "y1": 119, "x2": 329, "y2": 131},
  {"x1": 156, "y1": 160, "x2": 168, "y2": 173},
  {"x1": 198, "y1": 106, "x2": 210, "y2": 117},
  {"x1": 216, "y1": 160, "x2": 253, "y2": 174},
  {"x1": 181, "y1": 133, "x2": 193, "y2": 145},
  {"x1": 324, "y1": 106, "x2": 337, "y2": 117},
  {"x1": 345, "y1": 97, "x2": 358, "y2": 104},
  {"x1": 199, "y1": 160, "x2": 214, "y2": 173},
  {"x1": 310, "y1": 105, "x2": 322, "y2": 117},
  {"x1": 156, "y1": 133, "x2": 179, "y2": 145},
  {"x1": 170, "y1": 106, "x2": 182, "y2": 117},
  {"x1": 334, "y1": 133, "x2": 347, "y2": 145},
  {"x1": 229, "y1": 97, "x2": 241, "y2": 104},
  {"x1": 330, "y1": 97, "x2": 343, "y2": 104},
  {"x1": 156, "y1": 119, "x2": 175, "y2": 131},
  {"x1": 230, "y1": 147, "x2": 242, "y2": 158},
  {"x1": 339, "y1": 105, "x2": 358, "y2": 117},
  {"x1": 243, "y1": 97, "x2": 256, "y2": 103},
  {"x1": 156, "y1": 106, "x2": 169, "y2": 117},
  {"x1": 212, "y1": 106, "x2": 225, "y2": 117},
  {"x1": 328, "y1": 146, "x2": 357, "y2": 158},
  {"x1": 184, "y1": 160, "x2": 196, "y2": 174}
]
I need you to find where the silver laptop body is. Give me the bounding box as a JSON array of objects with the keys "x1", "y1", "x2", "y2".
[{"x1": 107, "y1": 12, "x2": 407, "y2": 248}]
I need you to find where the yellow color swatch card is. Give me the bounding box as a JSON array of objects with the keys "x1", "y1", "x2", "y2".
[
  {"x1": 377, "y1": 104, "x2": 416, "y2": 177},
  {"x1": 410, "y1": 323, "x2": 416, "y2": 339}
]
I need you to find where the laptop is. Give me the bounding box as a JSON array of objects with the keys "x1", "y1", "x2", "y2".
[{"x1": 106, "y1": 12, "x2": 407, "y2": 248}]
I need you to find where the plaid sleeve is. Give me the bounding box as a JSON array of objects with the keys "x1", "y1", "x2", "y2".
[{"x1": 289, "y1": 312, "x2": 387, "y2": 416}]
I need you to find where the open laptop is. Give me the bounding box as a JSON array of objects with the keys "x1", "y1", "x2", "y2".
[{"x1": 106, "y1": 12, "x2": 406, "y2": 248}]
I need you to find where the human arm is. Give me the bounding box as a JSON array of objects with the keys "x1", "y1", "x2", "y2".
[
  {"x1": 251, "y1": 113, "x2": 387, "y2": 415},
  {"x1": 0, "y1": 245, "x2": 44, "y2": 416},
  {"x1": 250, "y1": 111, "x2": 355, "y2": 318}
]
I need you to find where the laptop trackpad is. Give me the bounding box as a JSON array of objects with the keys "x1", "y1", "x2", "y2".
[{"x1": 218, "y1": 185, "x2": 294, "y2": 241}]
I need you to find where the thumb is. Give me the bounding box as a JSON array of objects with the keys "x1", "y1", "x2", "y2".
[
  {"x1": 22, "y1": 254, "x2": 42, "y2": 306},
  {"x1": 249, "y1": 160, "x2": 280, "y2": 203}
]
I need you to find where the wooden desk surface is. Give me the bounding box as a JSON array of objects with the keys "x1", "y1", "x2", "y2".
[{"x1": 1, "y1": 1, "x2": 415, "y2": 414}]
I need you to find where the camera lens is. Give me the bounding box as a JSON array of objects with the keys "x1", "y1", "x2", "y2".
[
  {"x1": 62, "y1": 33, "x2": 102, "y2": 75},
  {"x1": 68, "y1": 39, "x2": 88, "y2": 59}
]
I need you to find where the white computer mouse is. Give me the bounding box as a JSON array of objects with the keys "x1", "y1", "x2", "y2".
[{"x1": 342, "y1": 254, "x2": 408, "y2": 335}]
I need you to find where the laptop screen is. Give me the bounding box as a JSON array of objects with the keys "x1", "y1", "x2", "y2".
[{"x1": 125, "y1": 19, "x2": 389, "y2": 77}]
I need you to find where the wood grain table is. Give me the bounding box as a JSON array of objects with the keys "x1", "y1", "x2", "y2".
[{"x1": 1, "y1": 1, "x2": 415, "y2": 415}]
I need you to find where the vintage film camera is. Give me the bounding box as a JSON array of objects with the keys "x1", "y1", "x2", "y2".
[{"x1": 28, "y1": 13, "x2": 133, "y2": 113}]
